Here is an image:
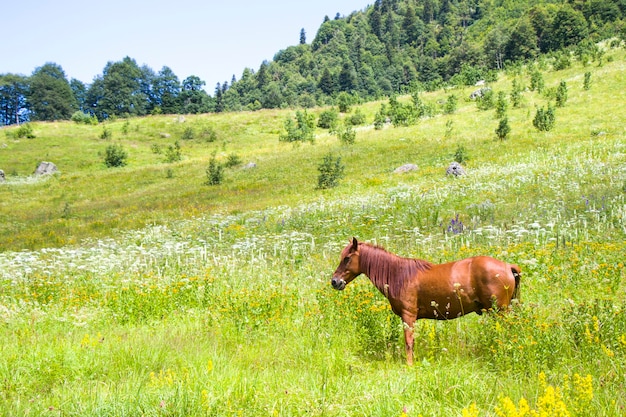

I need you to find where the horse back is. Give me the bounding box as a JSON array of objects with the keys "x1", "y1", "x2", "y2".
[{"x1": 413, "y1": 256, "x2": 518, "y2": 319}]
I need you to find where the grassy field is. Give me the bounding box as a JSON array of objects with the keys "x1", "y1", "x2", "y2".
[{"x1": 1, "y1": 45, "x2": 625, "y2": 416}]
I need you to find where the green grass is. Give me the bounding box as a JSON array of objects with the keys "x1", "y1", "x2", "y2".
[{"x1": 1, "y1": 47, "x2": 625, "y2": 416}]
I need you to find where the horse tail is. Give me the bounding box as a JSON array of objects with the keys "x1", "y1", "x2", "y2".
[{"x1": 510, "y1": 265, "x2": 521, "y2": 302}]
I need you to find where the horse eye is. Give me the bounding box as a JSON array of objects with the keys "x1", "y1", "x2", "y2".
[{"x1": 344, "y1": 256, "x2": 351, "y2": 264}]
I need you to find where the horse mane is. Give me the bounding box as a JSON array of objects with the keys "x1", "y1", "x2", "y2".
[{"x1": 358, "y1": 243, "x2": 432, "y2": 299}]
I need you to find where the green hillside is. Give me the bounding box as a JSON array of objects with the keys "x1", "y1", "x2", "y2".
[{"x1": 0, "y1": 46, "x2": 625, "y2": 415}]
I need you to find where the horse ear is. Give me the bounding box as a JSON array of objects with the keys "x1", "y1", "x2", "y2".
[{"x1": 351, "y1": 237, "x2": 359, "y2": 252}]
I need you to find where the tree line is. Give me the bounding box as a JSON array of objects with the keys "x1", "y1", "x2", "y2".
[{"x1": 1, "y1": 0, "x2": 624, "y2": 125}]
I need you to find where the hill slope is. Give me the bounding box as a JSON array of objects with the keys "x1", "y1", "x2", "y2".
[{"x1": 0, "y1": 47, "x2": 625, "y2": 416}]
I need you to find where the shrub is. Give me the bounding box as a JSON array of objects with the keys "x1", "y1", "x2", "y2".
[
  {"x1": 445, "y1": 120, "x2": 454, "y2": 139},
  {"x1": 373, "y1": 103, "x2": 388, "y2": 130},
  {"x1": 181, "y1": 126, "x2": 194, "y2": 140},
  {"x1": 104, "y1": 144, "x2": 128, "y2": 167},
  {"x1": 475, "y1": 89, "x2": 494, "y2": 111},
  {"x1": 164, "y1": 141, "x2": 182, "y2": 163},
  {"x1": 336, "y1": 92, "x2": 353, "y2": 113},
  {"x1": 454, "y1": 145, "x2": 469, "y2": 164},
  {"x1": 495, "y1": 91, "x2": 508, "y2": 119},
  {"x1": 533, "y1": 104, "x2": 556, "y2": 132},
  {"x1": 14, "y1": 123, "x2": 36, "y2": 139},
  {"x1": 121, "y1": 120, "x2": 130, "y2": 135},
  {"x1": 347, "y1": 109, "x2": 366, "y2": 126},
  {"x1": 553, "y1": 51, "x2": 571, "y2": 71},
  {"x1": 198, "y1": 126, "x2": 218, "y2": 142},
  {"x1": 317, "y1": 153, "x2": 345, "y2": 189},
  {"x1": 530, "y1": 69, "x2": 545, "y2": 92},
  {"x1": 511, "y1": 79, "x2": 524, "y2": 108},
  {"x1": 443, "y1": 94, "x2": 458, "y2": 114},
  {"x1": 225, "y1": 153, "x2": 242, "y2": 168},
  {"x1": 279, "y1": 110, "x2": 316, "y2": 144},
  {"x1": 556, "y1": 80, "x2": 568, "y2": 107},
  {"x1": 71, "y1": 111, "x2": 98, "y2": 125},
  {"x1": 388, "y1": 96, "x2": 418, "y2": 127},
  {"x1": 337, "y1": 124, "x2": 356, "y2": 145},
  {"x1": 317, "y1": 108, "x2": 339, "y2": 130},
  {"x1": 205, "y1": 155, "x2": 224, "y2": 185},
  {"x1": 100, "y1": 126, "x2": 112, "y2": 140},
  {"x1": 496, "y1": 116, "x2": 511, "y2": 140},
  {"x1": 583, "y1": 72, "x2": 592, "y2": 90}
]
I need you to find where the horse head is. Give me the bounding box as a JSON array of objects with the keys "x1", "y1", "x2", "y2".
[{"x1": 331, "y1": 237, "x2": 362, "y2": 290}]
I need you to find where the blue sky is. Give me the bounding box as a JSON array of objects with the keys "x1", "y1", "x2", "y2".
[{"x1": 4, "y1": 0, "x2": 369, "y2": 90}]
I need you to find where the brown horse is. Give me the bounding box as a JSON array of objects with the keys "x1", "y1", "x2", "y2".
[{"x1": 331, "y1": 238, "x2": 521, "y2": 365}]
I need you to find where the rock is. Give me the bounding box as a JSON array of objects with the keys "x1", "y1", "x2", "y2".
[
  {"x1": 470, "y1": 87, "x2": 491, "y2": 100},
  {"x1": 475, "y1": 80, "x2": 486, "y2": 86},
  {"x1": 446, "y1": 162, "x2": 466, "y2": 176},
  {"x1": 394, "y1": 163, "x2": 418, "y2": 174},
  {"x1": 243, "y1": 162, "x2": 257, "y2": 169},
  {"x1": 0, "y1": 169, "x2": 5, "y2": 182},
  {"x1": 160, "y1": 133, "x2": 171, "y2": 138},
  {"x1": 34, "y1": 161, "x2": 58, "y2": 176}
]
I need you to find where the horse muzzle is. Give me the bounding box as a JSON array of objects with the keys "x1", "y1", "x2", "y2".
[{"x1": 331, "y1": 276, "x2": 346, "y2": 290}]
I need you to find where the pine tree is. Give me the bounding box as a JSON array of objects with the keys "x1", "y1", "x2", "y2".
[
  {"x1": 496, "y1": 116, "x2": 511, "y2": 140},
  {"x1": 300, "y1": 28, "x2": 306, "y2": 45}
]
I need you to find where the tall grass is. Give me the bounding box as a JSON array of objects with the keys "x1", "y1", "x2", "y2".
[{"x1": 1, "y1": 47, "x2": 625, "y2": 415}]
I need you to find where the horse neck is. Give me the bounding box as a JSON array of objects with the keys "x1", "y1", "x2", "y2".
[{"x1": 359, "y1": 244, "x2": 424, "y2": 298}]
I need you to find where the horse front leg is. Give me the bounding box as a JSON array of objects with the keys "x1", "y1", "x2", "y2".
[{"x1": 401, "y1": 315, "x2": 416, "y2": 366}]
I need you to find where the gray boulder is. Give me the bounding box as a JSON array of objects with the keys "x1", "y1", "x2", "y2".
[
  {"x1": 34, "y1": 161, "x2": 58, "y2": 176},
  {"x1": 243, "y1": 162, "x2": 257, "y2": 169},
  {"x1": 446, "y1": 162, "x2": 466, "y2": 176},
  {"x1": 470, "y1": 87, "x2": 491, "y2": 100},
  {"x1": 394, "y1": 163, "x2": 418, "y2": 174},
  {"x1": 0, "y1": 169, "x2": 5, "y2": 182}
]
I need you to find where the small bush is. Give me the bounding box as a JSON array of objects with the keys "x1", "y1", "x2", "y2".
[
  {"x1": 496, "y1": 116, "x2": 511, "y2": 140},
  {"x1": 164, "y1": 141, "x2": 182, "y2": 163},
  {"x1": 553, "y1": 52, "x2": 571, "y2": 71},
  {"x1": 181, "y1": 126, "x2": 194, "y2": 140},
  {"x1": 347, "y1": 109, "x2": 366, "y2": 126},
  {"x1": 583, "y1": 72, "x2": 592, "y2": 90},
  {"x1": 373, "y1": 103, "x2": 388, "y2": 130},
  {"x1": 14, "y1": 123, "x2": 36, "y2": 139},
  {"x1": 121, "y1": 120, "x2": 130, "y2": 135},
  {"x1": 388, "y1": 96, "x2": 418, "y2": 127},
  {"x1": 533, "y1": 104, "x2": 556, "y2": 132},
  {"x1": 71, "y1": 111, "x2": 98, "y2": 125},
  {"x1": 511, "y1": 79, "x2": 524, "y2": 108},
  {"x1": 454, "y1": 145, "x2": 469, "y2": 164},
  {"x1": 495, "y1": 91, "x2": 508, "y2": 119},
  {"x1": 317, "y1": 108, "x2": 339, "y2": 130},
  {"x1": 279, "y1": 110, "x2": 316, "y2": 144},
  {"x1": 445, "y1": 120, "x2": 454, "y2": 139},
  {"x1": 556, "y1": 80, "x2": 568, "y2": 107},
  {"x1": 104, "y1": 144, "x2": 128, "y2": 167},
  {"x1": 205, "y1": 155, "x2": 224, "y2": 185},
  {"x1": 225, "y1": 153, "x2": 242, "y2": 168},
  {"x1": 475, "y1": 90, "x2": 494, "y2": 111},
  {"x1": 337, "y1": 124, "x2": 356, "y2": 145},
  {"x1": 100, "y1": 126, "x2": 112, "y2": 140},
  {"x1": 530, "y1": 70, "x2": 545, "y2": 92},
  {"x1": 317, "y1": 153, "x2": 345, "y2": 189},
  {"x1": 443, "y1": 94, "x2": 458, "y2": 114},
  {"x1": 336, "y1": 92, "x2": 353, "y2": 113},
  {"x1": 200, "y1": 126, "x2": 218, "y2": 142}
]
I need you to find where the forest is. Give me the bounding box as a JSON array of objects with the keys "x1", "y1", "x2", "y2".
[{"x1": 1, "y1": 0, "x2": 624, "y2": 125}]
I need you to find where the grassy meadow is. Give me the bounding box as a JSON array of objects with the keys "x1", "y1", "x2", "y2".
[{"x1": 1, "y1": 45, "x2": 626, "y2": 416}]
